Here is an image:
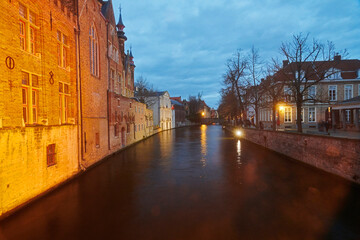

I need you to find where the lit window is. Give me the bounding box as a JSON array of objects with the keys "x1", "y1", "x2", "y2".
[
  {"x1": 19, "y1": 3, "x2": 38, "y2": 54},
  {"x1": 308, "y1": 107, "x2": 316, "y2": 122},
  {"x1": 328, "y1": 85, "x2": 337, "y2": 101},
  {"x1": 284, "y1": 107, "x2": 292, "y2": 123},
  {"x1": 59, "y1": 82, "x2": 70, "y2": 124},
  {"x1": 344, "y1": 85, "x2": 353, "y2": 100},
  {"x1": 89, "y1": 25, "x2": 99, "y2": 77},
  {"x1": 22, "y1": 72, "x2": 39, "y2": 124}
]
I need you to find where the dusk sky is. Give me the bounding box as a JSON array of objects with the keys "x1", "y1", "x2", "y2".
[{"x1": 113, "y1": 0, "x2": 360, "y2": 108}]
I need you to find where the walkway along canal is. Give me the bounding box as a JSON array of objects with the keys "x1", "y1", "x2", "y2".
[{"x1": 1, "y1": 125, "x2": 359, "y2": 240}]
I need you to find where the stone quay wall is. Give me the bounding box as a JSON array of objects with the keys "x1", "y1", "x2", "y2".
[{"x1": 239, "y1": 128, "x2": 360, "y2": 184}]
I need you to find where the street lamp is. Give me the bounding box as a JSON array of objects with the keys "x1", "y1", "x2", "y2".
[{"x1": 201, "y1": 112, "x2": 205, "y2": 117}]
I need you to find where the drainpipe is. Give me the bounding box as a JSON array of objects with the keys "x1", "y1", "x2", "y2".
[
  {"x1": 75, "y1": 0, "x2": 85, "y2": 171},
  {"x1": 106, "y1": 20, "x2": 111, "y2": 151}
]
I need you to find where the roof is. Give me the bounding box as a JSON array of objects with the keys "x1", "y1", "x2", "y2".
[
  {"x1": 171, "y1": 99, "x2": 183, "y2": 106},
  {"x1": 276, "y1": 58, "x2": 360, "y2": 81},
  {"x1": 332, "y1": 96, "x2": 360, "y2": 110},
  {"x1": 101, "y1": 1, "x2": 116, "y2": 25}
]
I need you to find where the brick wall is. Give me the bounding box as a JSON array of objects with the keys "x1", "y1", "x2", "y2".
[{"x1": 240, "y1": 128, "x2": 360, "y2": 183}]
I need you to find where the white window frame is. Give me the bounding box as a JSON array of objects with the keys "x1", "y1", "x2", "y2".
[
  {"x1": 326, "y1": 68, "x2": 342, "y2": 80},
  {"x1": 308, "y1": 85, "x2": 316, "y2": 99},
  {"x1": 344, "y1": 84, "x2": 353, "y2": 101},
  {"x1": 328, "y1": 85, "x2": 337, "y2": 101},
  {"x1": 308, "y1": 107, "x2": 316, "y2": 122},
  {"x1": 284, "y1": 107, "x2": 292, "y2": 123},
  {"x1": 345, "y1": 110, "x2": 351, "y2": 123}
]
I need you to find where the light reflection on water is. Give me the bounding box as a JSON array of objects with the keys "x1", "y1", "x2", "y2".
[
  {"x1": 200, "y1": 124, "x2": 207, "y2": 168},
  {"x1": 236, "y1": 140, "x2": 242, "y2": 167}
]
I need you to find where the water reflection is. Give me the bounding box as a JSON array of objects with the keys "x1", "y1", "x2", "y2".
[
  {"x1": 200, "y1": 124, "x2": 207, "y2": 168},
  {"x1": 236, "y1": 140, "x2": 241, "y2": 167},
  {"x1": 1, "y1": 126, "x2": 360, "y2": 240}
]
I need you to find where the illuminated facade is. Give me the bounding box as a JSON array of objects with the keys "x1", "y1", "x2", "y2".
[{"x1": 0, "y1": 0, "x2": 153, "y2": 218}]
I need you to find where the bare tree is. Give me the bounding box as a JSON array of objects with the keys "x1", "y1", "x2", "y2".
[
  {"x1": 223, "y1": 49, "x2": 248, "y2": 123},
  {"x1": 218, "y1": 87, "x2": 239, "y2": 122},
  {"x1": 247, "y1": 46, "x2": 263, "y2": 128},
  {"x1": 278, "y1": 33, "x2": 345, "y2": 133},
  {"x1": 134, "y1": 75, "x2": 157, "y2": 107}
]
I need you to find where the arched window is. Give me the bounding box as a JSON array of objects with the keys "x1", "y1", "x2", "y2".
[{"x1": 89, "y1": 25, "x2": 99, "y2": 77}]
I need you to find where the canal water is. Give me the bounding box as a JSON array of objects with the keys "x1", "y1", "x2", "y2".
[{"x1": 1, "y1": 125, "x2": 359, "y2": 240}]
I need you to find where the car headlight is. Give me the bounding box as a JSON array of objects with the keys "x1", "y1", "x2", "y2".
[{"x1": 235, "y1": 130, "x2": 242, "y2": 137}]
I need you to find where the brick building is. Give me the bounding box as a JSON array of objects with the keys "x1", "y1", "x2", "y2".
[
  {"x1": 0, "y1": 0, "x2": 78, "y2": 217},
  {"x1": 0, "y1": 0, "x2": 153, "y2": 218}
]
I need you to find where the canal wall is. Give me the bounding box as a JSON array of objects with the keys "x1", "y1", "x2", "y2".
[{"x1": 239, "y1": 128, "x2": 360, "y2": 184}]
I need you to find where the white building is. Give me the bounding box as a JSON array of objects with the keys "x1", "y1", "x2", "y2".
[{"x1": 142, "y1": 91, "x2": 172, "y2": 130}]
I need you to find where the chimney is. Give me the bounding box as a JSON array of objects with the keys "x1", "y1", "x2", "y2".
[
  {"x1": 283, "y1": 60, "x2": 289, "y2": 67},
  {"x1": 334, "y1": 54, "x2": 341, "y2": 62}
]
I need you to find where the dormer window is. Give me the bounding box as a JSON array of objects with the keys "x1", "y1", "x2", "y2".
[
  {"x1": 295, "y1": 70, "x2": 305, "y2": 81},
  {"x1": 326, "y1": 68, "x2": 342, "y2": 80},
  {"x1": 357, "y1": 69, "x2": 360, "y2": 79}
]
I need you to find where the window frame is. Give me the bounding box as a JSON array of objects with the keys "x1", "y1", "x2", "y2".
[
  {"x1": 308, "y1": 107, "x2": 316, "y2": 122},
  {"x1": 19, "y1": 3, "x2": 39, "y2": 54},
  {"x1": 59, "y1": 82, "x2": 70, "y2": 124},
  {"x1": 328, "y1": 85, "x2": 337, "y2": 101},
  {"x1": 89, "y1": 25, "x2": 99, "y2": 77},
  {"x1": 284, "y1": 107, "x2": 292, "y2": 123},
  {"x1": 344, "y1": 84, "x2": 353, "y2": 101},
  {"x1": 22, "y1": 71, "x2": 40, "y2": 125}
]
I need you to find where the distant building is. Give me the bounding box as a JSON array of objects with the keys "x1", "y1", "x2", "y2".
[
  {"x1": 171, "y1": 97, "x2": 186, "y2": 128},
  {"x1": 258, "y1": 55, "x2": 360, "y2": 131},
  {"x1": 140, "y1": 91, "x2": 172, "y2": 130}
]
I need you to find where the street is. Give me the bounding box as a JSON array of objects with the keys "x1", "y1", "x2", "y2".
[{"x1": 1, "y1": 125, "x2": 359, "y2": 240}]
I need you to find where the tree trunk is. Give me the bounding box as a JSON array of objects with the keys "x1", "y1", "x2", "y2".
[
  {"x1": 296, "y1": 99, "x2": 303, "y2": 133},
  {"x1": 272, "y1": 104, "x2": 277, "y2": 131},
  {"x1": 255, "y1": 101, "x2": 259, "y2": 129}
]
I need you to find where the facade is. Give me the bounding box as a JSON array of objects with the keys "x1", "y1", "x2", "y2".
[
  {"x1": 259, "y1": 56, "x2": 360, "y2": 131},
  {"x1": 0, "y1": 0, "x2": 79, "y2": 217},
  {"x1": 141, "y1": 91, "x2": 172, "y2": 130},
  {"x1": 0, "y1": 0, "x2": 154, "y2": 218},
  {"x1": 170, "y1": 98, "x2": 186, "y2": 128}
]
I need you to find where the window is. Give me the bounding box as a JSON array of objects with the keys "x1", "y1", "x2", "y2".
[
  {"x1": 295, "y1": 70, "x2": 305, "y2": 81},
  {"x1": 358, "y1": 84, "x2": 360, "y2": 96},
  {"x1": 95, "y1": 133, "x2": 100, "y2": 147},
  {"x1": 344, "y1": 85, "x2": 353, "y2": 100},
  {"x1": 328, "y1": 85, "x2": 337, "y2": 101},
  {"x1": 47, "y1": 144, "x2": 56, "y2": 167},
  {"x1": 326, "y1": 68, "x2": 342, "y2": 79},
  {"x1": 57, "y1": 30, "x2": 69, "y2": 68},
  {"x1": 117, "y1": 74, "x2": 122, "y2": 94},
  {"x1": 308, "y1": 85, "x2": 316, "y2": 99},
  {"x1": 59, "y1": 82, "x2": 70, "y2": 124},
  {"x1": 19, "y1": 3, "x2": 38, "y2": 54},
  {"x1": 345, "y1": 110, "x2": 351, "y2": 123},
  {"x1": 284, "y1": 86, "x2": 292, "y2": 102},
  {"x1": 284, "y1": 107, "x2": 292, "y2": 123},
  {"x1": 22, "y1": 72, "x2": 39, "y2": 124},
  {"x1": 89, "y1": 25, "x2": 99, "y2": 76},
  {"x1": 110, "y1": 68, "x2": 115, "y2": 91},
  {"x1": 308, "y1": 107, "x2": 316, "y2": 122}
]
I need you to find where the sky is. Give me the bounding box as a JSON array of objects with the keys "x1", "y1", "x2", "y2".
[{"x1": 112, "y1": 0, "x2": 360, "y2": 109}]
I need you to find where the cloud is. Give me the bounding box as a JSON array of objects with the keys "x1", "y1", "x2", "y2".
[{"x1": 114, "y1": 0, "x2": 360, "y2": 108}]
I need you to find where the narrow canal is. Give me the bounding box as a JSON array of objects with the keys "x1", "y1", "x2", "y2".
[{"x1": 1, "y1": 125, "x2": 359, "y2": 240}]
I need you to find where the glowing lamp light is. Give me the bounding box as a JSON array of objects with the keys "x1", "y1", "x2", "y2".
[
  {"x1": 201, "y1": 112, "x2": 205, "y2": 116},
  {"x1": 235, "y1": 129, "x2": 242, "y2": 137},
  {"x1": 279, "y1": 106, "x2": 285, "y2": 111}
]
